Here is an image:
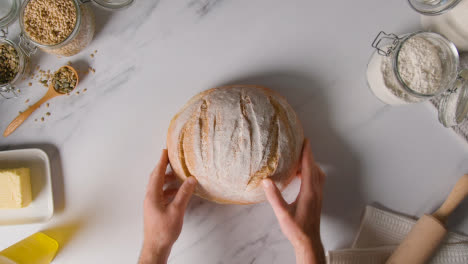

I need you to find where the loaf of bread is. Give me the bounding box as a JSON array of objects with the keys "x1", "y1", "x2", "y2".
[{"x1": 167, "y1": 85, "x2": 304, "y2": 204}]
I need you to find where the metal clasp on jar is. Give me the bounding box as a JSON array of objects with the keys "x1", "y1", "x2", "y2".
[
  {"x1": 371, "y1": 31, "x2": 402, "y2": 56},
  {"x1": 438, "y1": 69, "x2": 468, "y2": 127},
  {"x1": 1, "y1": 28, "x2": 8, "y2": 39},
  {"x1": 18, "y1": 33, "x2": 37, "y2": 57}
]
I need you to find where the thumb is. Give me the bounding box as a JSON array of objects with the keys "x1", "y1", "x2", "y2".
[
  {"x1": 263, "y1": 179, "x2": 290, "y2": 220},
  {"x1": 263, "y1": 179, "x2": 304, "y2": 248},
  {"x1": 171, "y1": 177, "x2": 197, "y2": 210}
]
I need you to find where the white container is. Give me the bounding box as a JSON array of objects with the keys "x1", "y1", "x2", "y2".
[
  {"x1": 408, "y1": 0, "x2": 468, "y2": 52},
  {"x1": 0, "y1": 149, "x2": 54, "y2": 225}
]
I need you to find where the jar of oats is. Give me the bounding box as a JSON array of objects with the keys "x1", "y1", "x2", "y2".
[
  {"x1": 18, "y1": 0, "x2": 133, "y2": 57},
  {"x1": 19, "y1": 0, "x2": 95, "y2": 57}
]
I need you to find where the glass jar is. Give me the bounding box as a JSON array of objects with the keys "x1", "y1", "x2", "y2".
[
  {"x1": 366, "y1": 31, "x2": 468, "y2": 127},
  {"x1": 0, "y1": 0, "x2": 29, "y2": 99},
  {"x1": 19, "y1": 0, "x2": 96, "y2": 57},
  {"x1": 17, "y1": 0, "x2": 134, "y2": 57},
  {"x1": 0, "y1": 0, "x2": 132, "y2": 99},
  {"x1": 408, "y1": 0, "x2": 468, "y2": 52},
  {"x1": 0, "y1": 0, "x2": 20, "y2": 29},
  {"x1": 0, "y1": 38, "x2": 29, "y2": 99}
]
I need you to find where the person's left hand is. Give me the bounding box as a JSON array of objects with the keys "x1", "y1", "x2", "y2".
[{"x1": 139, "y1": 149, "x2": 197, "y2": 264}]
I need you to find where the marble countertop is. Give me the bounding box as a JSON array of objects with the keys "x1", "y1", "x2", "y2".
[{"x1": 1, "y1": 0, "x2": 467, "y2": 263}]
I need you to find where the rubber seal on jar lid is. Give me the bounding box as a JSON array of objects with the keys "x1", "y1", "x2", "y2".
[
  {"x1": 408, "y1": 0, "x2": 462, "y2": 16},
  {"x1": 0, "y1": 0, "x2": 20, "y2": 29},
  {"x1": 438, "y1": 73, "x2": 468, "y2": 127},
  {"x1": 91, "y1": 0, "x2": 134, "y2": 10}
]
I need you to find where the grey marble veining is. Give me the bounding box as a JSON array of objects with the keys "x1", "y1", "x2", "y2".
[{"x1": 188, "y1": 0, "x2": 224, "y2": 17}]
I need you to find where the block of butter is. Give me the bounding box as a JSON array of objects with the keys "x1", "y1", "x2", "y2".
[{"x1": 0, "y1": 168, "x2": 32, "y2": 209}]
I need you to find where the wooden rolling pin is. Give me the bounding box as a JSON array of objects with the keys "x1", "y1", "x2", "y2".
[{"x1": 386, "y1": 174, "x2": 468, "y2": 264}]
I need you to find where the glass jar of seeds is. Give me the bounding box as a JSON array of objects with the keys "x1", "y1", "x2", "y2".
[
  {"x1": 0, "y1": 0, "x2": 133, "y2": 99},
  {"x1": 0, "y1": 0, "x2": 30, "y2": 99},
  {"x1": 19, "y1": 0, "x2": 96, "y2": 57},
  {"x1": 0, "y1": 39, "x2": 29, "y2": 99}
]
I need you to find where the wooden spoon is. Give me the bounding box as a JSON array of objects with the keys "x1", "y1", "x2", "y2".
[{"x1": 3, "y1": 65, "x2": 79, "y2": 137}]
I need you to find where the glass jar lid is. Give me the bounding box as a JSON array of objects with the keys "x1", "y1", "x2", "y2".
[
  {"x1": 90, "y1": 0, "x2": 134, "y2": 10},
  {"x1": 438, "y1": 72, "x2": 468, "y2": 127},
  {"x1": 408, "y1": 0, "x2": 463, "y2": 15},
  {"x1": 0, "y1": 0, "x2": 20, "y2": 29}
]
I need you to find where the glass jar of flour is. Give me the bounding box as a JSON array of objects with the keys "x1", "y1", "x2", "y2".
[
  {"x1": 408, "y1": 0, "x2": 468, "y2": 52},
  {"x1": 366, "y1": 31, "x2": 468, "y2": 127}
]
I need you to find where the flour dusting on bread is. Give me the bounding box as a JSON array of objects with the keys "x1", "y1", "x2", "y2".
[{"x1": 167, "y1": 85, "x2": 304, "y2": 204}]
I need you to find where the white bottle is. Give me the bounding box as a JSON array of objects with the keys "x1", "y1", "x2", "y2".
[{"x1": 409, "y1": 0, "x2": 468, "y2": 51}]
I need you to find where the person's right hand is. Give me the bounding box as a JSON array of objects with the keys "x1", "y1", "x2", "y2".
[{"x1": 262, "y1": 139, "x2": 326, "y2": 264}]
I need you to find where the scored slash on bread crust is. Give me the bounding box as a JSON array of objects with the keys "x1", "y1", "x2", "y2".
[{"x1": 167, "y1": 85, "x2": 304, "y2": 204}]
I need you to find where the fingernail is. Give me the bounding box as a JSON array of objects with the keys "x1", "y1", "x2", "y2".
[
  {"x1": 262, "y1": 179, "x2": 273, "y2": 188},
  {"x1": 187, "y1": 177, "x2": 197, "y2": 185}
]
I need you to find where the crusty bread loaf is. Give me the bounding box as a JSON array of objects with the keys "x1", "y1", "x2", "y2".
[{"x1": 167, "y1": 85, "x2": 304, "y2": 204}]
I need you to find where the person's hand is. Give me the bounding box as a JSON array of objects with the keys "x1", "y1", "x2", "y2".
[
  {"x1": 262, "y1": 139, "x2": 326, "y2": 264},
  {"x1": 139, "y1": 149, "x2": 197, "y2": 264}
]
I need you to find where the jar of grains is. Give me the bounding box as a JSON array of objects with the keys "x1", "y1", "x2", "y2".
[
  {"x1": 0, "y1": 0, "x2": 29, "y2": 99},
  {"x1": 19, "y1": 0, "x2": 95, "y2": 57},
  {"x1": 0, "y1": 0, "x2": 132, "y2": 98},
  {"x1": 408, "y1": 0, "x2": 468, "y2": 52},
  {"x1": 366, "y1": 31, "x2": 468, "y2": 127},
  {"x1": 18, "y1": 0, "x2": 133, "y2": 57}
]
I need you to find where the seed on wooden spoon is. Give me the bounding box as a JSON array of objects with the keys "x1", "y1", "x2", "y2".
[
  {"x1": 52, "y1": 66, "x2": 79, "y2": 94},
  {"x1": 3, "y1": 65, "x2": 79, "y2": 137}
]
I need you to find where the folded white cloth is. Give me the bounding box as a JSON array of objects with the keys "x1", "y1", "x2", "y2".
[{"x1": 327, "y1": 206, "x2": 468, "y2": 264}]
